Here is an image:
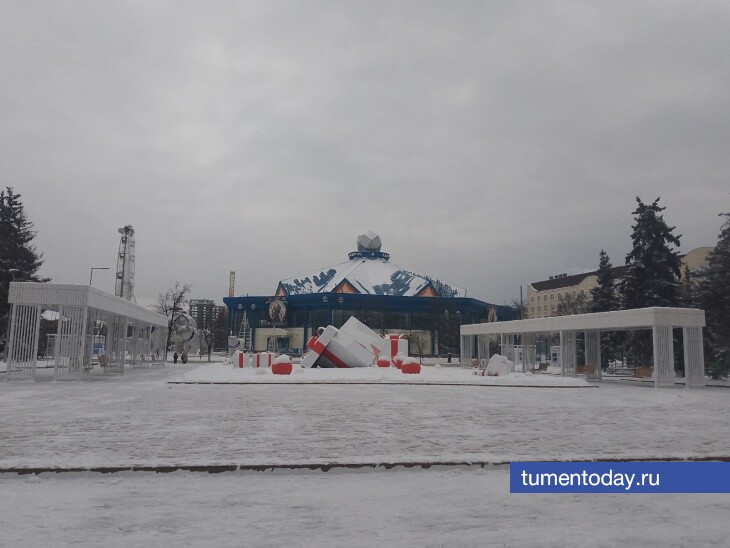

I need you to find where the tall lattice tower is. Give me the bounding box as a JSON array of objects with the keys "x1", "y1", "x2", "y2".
[{"x1": 115, "y1": 225, "x2": 136, "y2": 302}]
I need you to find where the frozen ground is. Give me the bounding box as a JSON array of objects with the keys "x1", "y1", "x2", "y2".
[{"x1": 1, "y1": 362, "x2": 728, "y2": 546}]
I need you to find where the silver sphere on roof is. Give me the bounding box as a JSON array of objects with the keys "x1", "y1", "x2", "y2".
[{"x1": 357, "y1": 231, "x2": 382, "y2": 252}]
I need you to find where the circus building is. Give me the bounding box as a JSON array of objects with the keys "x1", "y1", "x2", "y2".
[{"x1": 224, "y1": 233, "x2": 515, "y2": 355}]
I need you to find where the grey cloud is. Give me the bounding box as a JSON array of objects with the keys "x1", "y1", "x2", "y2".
[{"x1": 2, "y1": 1, "x2": 728, "y2": 305}]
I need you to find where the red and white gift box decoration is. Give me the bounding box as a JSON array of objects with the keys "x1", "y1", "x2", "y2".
[
  {"x1": 304, "y1": 324, "x2": 374, "y2": 368},
  {"x1": 400, "y1": 356, "x2": 421, "y2": 374},
  {"x1": 232, "y1": 351, "x2": 253, "y2": 368},
  {"x1": 271, "y1": 354, "x2": 293, "y2": 375},
  {"x1": 333, "y1": 317, "x2": 409, "y2": 360},
  {"x1": 384, "y1": 334, "x2": 408, "y2": 359},
  {"x1": 300, "y1": 317, "x2": 412, "y2": 369},
  {"x1": 254, "y1": 351, "x2": 272, "y2": 368}
]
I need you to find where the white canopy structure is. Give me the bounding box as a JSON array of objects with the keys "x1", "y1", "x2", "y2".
[
  {"x1": 5, "y1": 282, "x2": 168, "y2": 379},
  {"x1": 460, "y1": 307, "x2": 706, "y2": 388}
]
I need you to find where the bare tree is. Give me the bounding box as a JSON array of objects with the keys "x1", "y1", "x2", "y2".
[
  {"x1": 200, "y1": 325, "x2": 215, "y2": 363},
  {"x1": 509, "y1": 299, "x2": 527, "y2": 319},
  {"x1": 155, "y1": 281, "x2": 192, "y2": 359},
  {"x1": 556, "y1": 292, "x2": 589, "y2": 316},
  {"x1": 404, "y1": 331, "x2": 427, "y2": 358}
]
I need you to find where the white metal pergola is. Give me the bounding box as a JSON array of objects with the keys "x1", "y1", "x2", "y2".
[
  {"x1": 5, "y1": 282, "x2": 168, "y2": 380},
  {"x1": 460, "y1": 307, "x2": 706, "y2": 388}
]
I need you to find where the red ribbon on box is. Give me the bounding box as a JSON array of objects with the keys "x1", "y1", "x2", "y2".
[
  {"x1": 307, "y1": 336, "x2": 326, "y2": 355},
  {"x1": 305, "y1": 334, "x2": 349, "y2": 368},
  {"x1": 389, "y1": 335, "x2": 400, "y2": 357}
]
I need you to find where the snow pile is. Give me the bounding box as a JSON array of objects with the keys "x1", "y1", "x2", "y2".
[{"x1": 485, "y1": 354, "x2": 515, "y2": 376}]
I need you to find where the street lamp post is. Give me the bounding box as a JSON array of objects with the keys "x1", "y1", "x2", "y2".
[{"x1": 89, "y1": 267, "x2": 110, "y2": 286}]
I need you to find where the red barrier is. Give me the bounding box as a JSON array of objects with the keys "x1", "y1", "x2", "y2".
[
  {"x1": 376, "y1": 356, "x2": 391, "y2": 368},
  {"x1": 238, "y1": 352, "x2": 244, "y2": 368}
]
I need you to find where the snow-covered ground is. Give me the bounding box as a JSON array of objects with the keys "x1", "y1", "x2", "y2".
[
  {"x1": 1, "y1": 362, "x2": 728, "y2": 546},
  {"x1": 176, "y1": 362, "x2": 592, "y2": 386},
  {"x1": 2, "y1": 467, "x2": 728, "y2": 548}
]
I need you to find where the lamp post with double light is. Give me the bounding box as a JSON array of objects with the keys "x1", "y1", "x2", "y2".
[{"x1": 89, "y1": 267, "x2": 109, "y2": 286}]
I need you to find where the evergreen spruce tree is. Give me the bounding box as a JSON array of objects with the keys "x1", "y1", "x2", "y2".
[
  {"x1": 0, "y1": 187, "x2": 49, "y2": 350},
  {"x1": 621, "y1": 197, "x2": 682, "y2": 366},
  {"x1": 697, "y1": 211, "x2": 730, "y2": 379},
  {"x1": 621, "y1": 197, "x2": 682, "y2": 309},
  {"x1": 590, "y1": 250, "x2": 620, "y2": 369},
  {"x1": 590, "y1": 250, "x2": 619, "y2": 312}
]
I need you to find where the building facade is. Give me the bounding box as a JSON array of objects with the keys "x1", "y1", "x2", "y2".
[
  {"x1": 224, "y1": 233, "x2": 515, "y2": 355},
  {"x1": 189, "y1": 299, "x2": 215, "y2": 329},
  {"x1": 189, "y1": 299, "x2": 228, "y2": 351},
  {"x1": 526, "y1": 247, "x2": 712, "y2": 319}
]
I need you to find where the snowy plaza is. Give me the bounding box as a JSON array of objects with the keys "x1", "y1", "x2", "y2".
[{"x1": 1, "y1": 361, "x2": 728, "y2": 546}]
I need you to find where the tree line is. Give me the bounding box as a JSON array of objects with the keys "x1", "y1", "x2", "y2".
[{"x1": 577, "y1": 197, "x2": 729, "y2": 379}]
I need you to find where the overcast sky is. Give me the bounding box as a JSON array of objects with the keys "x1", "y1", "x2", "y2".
[{"x1": 2, "y1": 1, "x2": 729, "y2": 307}]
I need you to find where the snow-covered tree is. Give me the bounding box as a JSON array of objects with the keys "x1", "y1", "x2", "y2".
[
  {"x1": 621, "y1": 197, "x2": 682, "y2": 309},
  {"x1": 697, "y1": 212, "x2": 730, "y2": 379},
  {"x1": 0, "y1": 187, "x2": 49, "y2": 351}
]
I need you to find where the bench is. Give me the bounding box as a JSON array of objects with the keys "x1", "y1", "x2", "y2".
[
  {"x1": 607, "y1": 367, "x2": 634, "y2": 376},
  {"x1": 633, "y1": 367, "x2": 653, "y2": 379},
  {"x1": 577, "y1": 365, "x2": 597, "y2": 375}
]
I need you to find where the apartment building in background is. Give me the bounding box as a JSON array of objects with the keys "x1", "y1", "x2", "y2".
[{"x1": 526, "y1": 247, "x2": 712, "y2": 319}]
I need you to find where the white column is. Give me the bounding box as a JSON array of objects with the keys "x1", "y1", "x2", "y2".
[
  {"x1": 652, "y1": 325, "x2": 674, "y2": 388},
  {"x1": 31, "y1": 305, "x2": 42, "y2": 377},
  {"x1": 522, "y1": 333, "x2": 536, "y2": 372},
  {"x1": 504, "y1": 334, "x2": 515, "y2": 363},
  {"x1": 560, "y1": 330, "x2": 577, "y2": 377},
  {"x1": 683, "y1": 327, "x2": 705, "y2": 389},
  {"x1": 5, "y1": 304, "x2": 17, "y2": 378},
  {"x1": 53, "y1": 308, "x2": 62, "y2": 373},
  {"x1": 120, "y1": 319, "x2": 129, "y2": 374},
  {"x1": 584, "y1": 330, "x2": 602, "y2": 381},
  {"x1": 77, "y1": 306, "x2": 88, "y2": 377},
  {"x1": 477, "y1": 335, "x2": 489, "y2": 366}
]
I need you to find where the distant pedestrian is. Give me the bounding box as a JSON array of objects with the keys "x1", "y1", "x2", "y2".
[{"x1": 173, "y1": 351, "x2": 178, "y2": 364}]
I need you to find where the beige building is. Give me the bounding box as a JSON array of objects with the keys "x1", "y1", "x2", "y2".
[{"x1": 526, "y1": 247, "x2": 712, "y2": 319}]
